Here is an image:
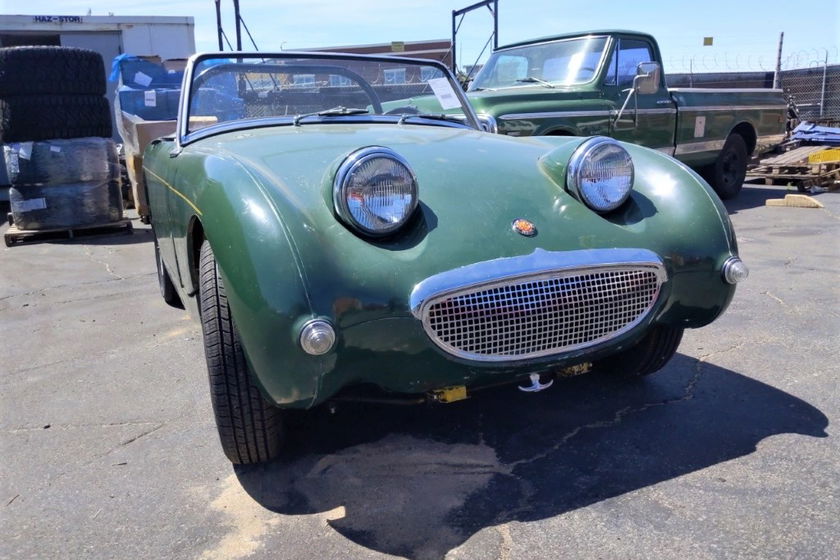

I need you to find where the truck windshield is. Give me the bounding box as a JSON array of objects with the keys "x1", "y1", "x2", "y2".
[{"x1": 469, "y1": 36, "x2": 609, "y2": 90}]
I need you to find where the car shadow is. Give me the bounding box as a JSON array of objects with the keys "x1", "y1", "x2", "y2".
[
  {"x1": 234, "y1": 354, "x2": 828, "y2": 560},
  {"x1": 1, "y1": 220, "x2": 152, "y2": 247}
]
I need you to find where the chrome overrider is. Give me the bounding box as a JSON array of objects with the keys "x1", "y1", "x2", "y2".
[{"x1": 409, "y1": 248, "x2": 668, "y2": 362}]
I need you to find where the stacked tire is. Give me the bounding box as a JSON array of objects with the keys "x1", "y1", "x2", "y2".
[{"x1": 0, "y1": 46, "x2": 122, "y2": 230}]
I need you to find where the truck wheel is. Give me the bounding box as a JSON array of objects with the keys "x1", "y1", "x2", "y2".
[
  {"x1": 707, "y1": 134, "x2": 748, "y2": 199},
  {"x1": 152, "y1": 230, "x2": 183, "y2": 309},
  {"x1": 199, "y1": 240, "x2": 283, "y2": 464},
  {"x1": 596, "y1": 325, "x2": 684, "y2": 378}
]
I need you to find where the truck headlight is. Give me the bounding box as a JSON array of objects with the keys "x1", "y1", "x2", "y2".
[
  {"x1": 334, "y1": 146, "x2": 418, "y2": 236},
  {"x1": 566, "y1": 137, "x2": 634, "y2": 213}
]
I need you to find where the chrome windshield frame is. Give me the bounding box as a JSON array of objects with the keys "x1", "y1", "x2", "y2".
[{"x1": 176, "y1": 51, "x2": 480, "y2": 149}]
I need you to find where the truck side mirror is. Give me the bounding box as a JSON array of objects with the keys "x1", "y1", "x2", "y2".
[{"x1": 635, "y1": 62, "x2": 661, "y2": 95}]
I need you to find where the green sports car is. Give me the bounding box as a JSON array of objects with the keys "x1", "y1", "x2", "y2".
[{"x1": 144, "y1": 52, "x2": 748, "y2": 465}]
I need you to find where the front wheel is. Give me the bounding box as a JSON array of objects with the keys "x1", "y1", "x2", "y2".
[
  {"x1": 596, "y1": 325, "x2": 684, "y2": 378},
  {"x1": 199, "y1": 240, "x2": 283, "y2": 464},
  {"x1": 706, "y1": 133, "x2": 748, "y2": 200}
]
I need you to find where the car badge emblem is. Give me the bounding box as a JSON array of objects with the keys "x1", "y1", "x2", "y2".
[{"x1": 512, "y1": 218, "x2": 537, "y2": 237}]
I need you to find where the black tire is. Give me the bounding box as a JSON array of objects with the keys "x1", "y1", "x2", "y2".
[
  {"x1": 199, "y1": 240, "x2": 283, "y2": 464},
  {"x1": 0, "y1": 46, "x2": 106, "y2": 96},
  {"x1": 597, "y1": 325, "x2": 684, "y2": 378},
  {"x1": 3, "y1": 137, "x2": 117, "y2": 186},
  {"x1": 153, "y1": 230, "x2": 183, "y2": 309},
  {"x1": 706, "y1": 134, "x2": 748, "y2": 200},
  {"x1": 0, "y1": 94, "x2": 112, "y2": 143}
]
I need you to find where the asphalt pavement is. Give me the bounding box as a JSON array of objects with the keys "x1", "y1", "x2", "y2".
[{"x1": 1, "y1": 184, "x2": 838, "y2": 560}]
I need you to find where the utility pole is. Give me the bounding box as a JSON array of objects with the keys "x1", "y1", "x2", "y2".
[
  {"x1": 214, "y1": 0, "x2": 223, "y2": 51},
  {"x1": 773, "y1": 31, "x2": 784, "y2": 89},
  {"x1": 233, "y1": 0, "x2": 243, "y2": 51}
]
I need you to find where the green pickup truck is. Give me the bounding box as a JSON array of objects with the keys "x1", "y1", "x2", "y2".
[{"x1": 466, "y1": 30, "x2": 787, "y2": 198}]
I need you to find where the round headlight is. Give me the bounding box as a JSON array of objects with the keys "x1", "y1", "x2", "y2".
[
  {"x1": 566, "y1": 137, "x2": 634, "y2": 213},
  {"x1": 334, "y1": 147, "x2": 418, "y2": 236}
]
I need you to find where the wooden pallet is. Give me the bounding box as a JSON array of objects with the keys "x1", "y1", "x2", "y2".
[
  {"x1": 747, "y1": 145, "x2": 840, "y2": 191},
  {"x1": 4, "y1": 219, "x2": 133, "y2": 247}
]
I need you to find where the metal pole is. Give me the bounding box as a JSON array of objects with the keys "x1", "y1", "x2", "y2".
[
  {"x1": 451, "y1": 10, "x2": 457, "y2": 73},
  {"x1": 820, "y1": 50, "x2": 827, "y2": 118},
  {"x1": 214, "y1": 0, "x2": 223, "y2": 51},
  {"x1": 773, "y1": 31, "x2": 784, "y2": 89},
  {"x1": 233, "y1": 0, "x2": 243, "y2": 51},
  {"x1": 493, "y1": 0, "x2": 498, "y2": 49}
]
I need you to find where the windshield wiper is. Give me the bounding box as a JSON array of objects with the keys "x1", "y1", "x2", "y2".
[
  {"x1": 293, "y1": 106, "x2": 369, "y2": 126},
  {"x1": 515, "y1": 76, "x2": 555, "y2": 88},
  {"x1": 397, "y1": 113, "x2": 467, "y2": 126}
]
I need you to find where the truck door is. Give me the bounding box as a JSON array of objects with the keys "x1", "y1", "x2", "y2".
[{"x1": 604, "y1": 37, "x2": 676, "y2": 153}]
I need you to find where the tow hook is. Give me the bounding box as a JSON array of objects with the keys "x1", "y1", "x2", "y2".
[{"x1": 518, "y1": 373, "x2": 554, "y2": 393}]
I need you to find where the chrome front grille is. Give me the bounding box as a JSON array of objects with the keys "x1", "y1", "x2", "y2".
[{"x1": 412, "y1": 251, "x2": 666, "y2": 362}]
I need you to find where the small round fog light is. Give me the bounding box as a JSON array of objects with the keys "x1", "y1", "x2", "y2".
[
  {"x1": 299, "y1": 320, "x2": 336, "y2": 355},
  {"x1": 722, "y1": 257, "x2": 749, "y2": 284}
]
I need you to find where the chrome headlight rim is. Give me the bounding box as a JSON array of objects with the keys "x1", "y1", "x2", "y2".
[
  {"x1": 333, "y1": 146, "x2": 419, "y2": 237},
  {"x1": 722, "y1": 256, "x2": 749, "y2": 284},
  {"x1": 566, "y1": 136, "x2": 634, "y2": 213}
]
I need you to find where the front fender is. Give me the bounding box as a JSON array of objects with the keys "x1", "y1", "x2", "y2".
[
  {"x1": 186, "y1": 151, "x2": 329, "y2": 408},
  {"x1": 615, "y1": 145, "x2": 738, "y2": 326}
]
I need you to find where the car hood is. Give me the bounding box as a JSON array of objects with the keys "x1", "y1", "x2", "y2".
[
  {"x1": 467, "y1": 87, "x2": 605, "y2": 115},
  {"x1": 187, "y1": 122, "x2": 731, "y2": 324},
  {"x1": 191, "y1": 122, "x2": 587, "y2": 260}
]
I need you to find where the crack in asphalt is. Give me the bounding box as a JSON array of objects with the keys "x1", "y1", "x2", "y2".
[
  {"x1": 762, "y1": 290, "x2": 786, "y2": 305},
  {"x1": 6, "y1": 421, "x2": 163, "y2": 433},
  {"x1": 118, "y1": 423, "x2": 165, "y2": 447},
  {"x1": 3, "y1": 411, "x2": 208, "y2": 504},
  {"x1": 0, "y1": 329, "x2": 195, "y2": 386},
  {"x1": 496, "y1": 523, "x2": 513, "y2": 560},
  {"x1": 492, "y1": 342, "x2": 747, "y2": 525},
  {"x1": 83, "y1": 247, "x2": 125, "y2": 280},
  {"x1": 0, "y1": 273, "x2": 155, "y2": 303}
]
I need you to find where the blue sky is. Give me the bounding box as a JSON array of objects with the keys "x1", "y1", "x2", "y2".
[{"x1": 3, "y1": 0, "x2": 838, "y2": 72}]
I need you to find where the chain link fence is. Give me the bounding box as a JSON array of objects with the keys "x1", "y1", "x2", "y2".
[
  {"x1": 668, "y1": 65, "x2": 840, "y2": 123},
  {"x1": 781, "y1": 65, "x2": 840, "y2": 123},
  {"x1": 666, "y1": 57, "x2": 840, "y2": 125}
]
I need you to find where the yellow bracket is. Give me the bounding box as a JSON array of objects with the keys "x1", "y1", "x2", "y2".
[
  {"x1": 557, "y1": 362, "x2": 592, "y2": 377},
  {"x1": 431, "y1": 385, "x2": 468, "y2": 403}
]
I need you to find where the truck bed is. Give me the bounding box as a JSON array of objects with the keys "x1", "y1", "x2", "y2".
[{"x1": 669, "y1": 88, "x2": 787, "y2": 166}]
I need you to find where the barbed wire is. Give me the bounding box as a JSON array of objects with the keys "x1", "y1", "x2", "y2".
[{"x1": 664, "y1": 45, "x2": 840, "y2": 73}]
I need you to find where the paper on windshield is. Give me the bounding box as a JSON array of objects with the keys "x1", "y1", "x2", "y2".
[{"x1": 427, "y1": 78, "x2": 461, "y2": 110}]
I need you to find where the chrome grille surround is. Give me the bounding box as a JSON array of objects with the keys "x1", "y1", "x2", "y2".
[{"x1": 410, "y1": 249, "x2": 666, "y2": 362}]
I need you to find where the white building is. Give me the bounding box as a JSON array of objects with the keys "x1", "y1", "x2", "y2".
[{"x1": 0, "y1": 14, "x2": 196, "y2": 190}]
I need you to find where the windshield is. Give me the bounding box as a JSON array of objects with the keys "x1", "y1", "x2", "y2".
[
  {"x1": 183, "y1": 54, "x2": 474, "y2": 137},
  {"x1": 469, "y1": 36, "x2": 609, "y2": 90}
]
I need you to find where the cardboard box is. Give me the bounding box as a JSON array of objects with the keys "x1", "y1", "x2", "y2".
[
  {"x1": 120, "y1": 113, "x2": 217, "y2": 219},
  {"x1": 163, "y1": 58, "x2": 188, "y2": 72},
  {"x1": 125, "y1": 153, "x2": 148, "y2": 219}
]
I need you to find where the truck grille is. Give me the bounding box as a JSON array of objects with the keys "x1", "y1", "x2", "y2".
[{"x1": 420, "y1": 267, "x2": 662, "y2": 361}]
